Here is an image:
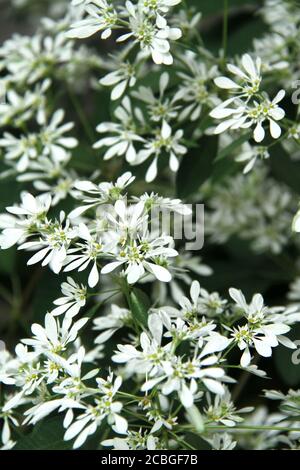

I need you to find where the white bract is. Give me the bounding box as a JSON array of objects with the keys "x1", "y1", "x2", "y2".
[
  {"x1": 2, "y1": 0, "x2": 300, "y2": 453},
  {"x1": 211, "y1": 90, "x2": 285, "y2": 143}
]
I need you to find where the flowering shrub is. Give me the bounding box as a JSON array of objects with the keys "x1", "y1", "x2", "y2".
[{"x1": 1, "y1": 0, "x2": 300, "y2": 451}]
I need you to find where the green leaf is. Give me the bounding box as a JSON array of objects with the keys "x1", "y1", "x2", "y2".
[
  {"x1": 14, "y1": 417, "x2": 73, "y2": 450},
  {"x1": 214, "y1": 132, "x2": 252, "y2": 162},
  {"x1": 129, "y1": 287, "x2": 150, "y2": 328},
  {"x1": 176, "y1": 135, "x2": 219, "y2": 198}
]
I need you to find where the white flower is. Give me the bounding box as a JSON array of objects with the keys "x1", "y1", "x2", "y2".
[
  {"x1": 0, "y1": 109, "x2": 77, "y2": 173},
  {"x1": 112, "y1": 313, "x2": 171, "y2": 373},
  {"x1": 136, "y1": 120, "x2": 186, "y2": 182},
  {"x1": 38, "y1": 109, "x2": 78, "y2": 162},
  {"x1": 132, "y1": 72, "x2": 179, "y2": 122},
  {"x1": 69, "y1": 171, "x2": 135, "y2": 219},
  {"x1": 0, "y1": 132, "x2": 39, "y2": 173},
  {"x1": 93, "y1": 305, "x2": 131, "y2": 344},
  {"x1": 0, "y1": 192, "x2": 51, "y2": 249},
  {"x1": 211, "y1": 90, "x2": 286, "y2": 143},
  {"x1": 102, "y1": 431, "x2": 158, "y2": 450},
  {"x1": 0, "y1": 80, "x2": 50, "y2": 128},
  {"x1": 32, "y1": 167, "x2": 79, "y2": 207},
  {"x1": 94, "y1": 97, "x2": 145, "y2": 164},
  {"x1": 205, "y1": 167, "x2": 292, "y2": 254},
  {"x1": 0, "y1": 33, "x2": 74, "y2": 85},
  {"x1": 100, "y1": 62, "x2": 137, "y2": 101},
  {"x1": 19, "y1": 214, "x2": 76, "y2": 274},
  {"x1": 204, "y1": 389, "x2": 253, "y2": 427},
  {"x1": 175, "y1": 52, "x2": 219, "y2": 121},
  {"x1": 235, "y1": 143, "x2": 270, "y2": 174},
  {"x1": 205, "y1": 433, "x2": 237, "y2": 450},
  {"x1": 142, "y1": 0, "x2": 182, "y2": 15},
  {"x1": 0, "y1": 349, "x2": 17, "y2": 385},
  {"x1": 51, "y1": 277, "x2": 87, "y2": 318},
  {"x1": 22, "y1": 397, "x2": 85, "y2": 427},
  {"x1": 113, "y1": 313, "x2": 227, "y2": 407},
  {"x1": 22, "y1": 313, "x2": 88, "y2": 356},
  {"x1": 134, "y1": 191, "x2": 192, "y2": 215},
  {"x1": 214, "y1": 54, "x2": 262, "y2": 101},
  {"x1": 63, "y1": 223, "x2": 105, "y2": 288},
  {"x1": 64, "y1": 373, "x2": 127, "y2": 449},
  {"x1": 0, "y1": 408, "x2": 18, "y2": 449},
  {"x1": 158, "y1": 280, "x2": 226, "y2": 321},
  {"x1": 101, "y1": 200, "x2": 177, "y2": 284}
]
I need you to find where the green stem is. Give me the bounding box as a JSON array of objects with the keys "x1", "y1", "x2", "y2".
[
  {"x1": 168, "y1": 431, "x2": 196, "y2": 451},
  {"x1": 67, "y1": 87, "x2": 94, "y2": 143}
]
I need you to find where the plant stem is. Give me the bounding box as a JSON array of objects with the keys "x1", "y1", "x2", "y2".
[
  {"x1": 168, "y1": 431, "x2": 197, "y2": 451},
  {"x1": 222, "y1": 0, "x2": 229, "y2": 63},
  {"x1": 211, "y1": 424, "x2": 300, "y2": 433},
  {"x1": 232, "y1": 353, "x2": 259, "y2": 402}
]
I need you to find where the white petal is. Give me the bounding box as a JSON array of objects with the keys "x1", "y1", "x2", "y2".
[
  {"x1": 254, "y1": 121, "x2": 265, "y2": 143},
  {"x1": 146, "y1": 157, "x2": 158, "y2": 183},
  {"x1": 214, "y1": 77, "x2": 240, "y2": 89},
  {"x1": 269, "y1": 119, "x2": 281, "y2": 139},
  {"x1": 240, "y1": 347, "x2": 251, "y2": 367}
]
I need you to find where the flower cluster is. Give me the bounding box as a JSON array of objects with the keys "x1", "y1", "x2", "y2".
[
  {"x1": 1, "y1": 278, "x2": 299, "y2": 449},
  {"x1": 0, "y1": 172, "x2": 185, "y2": 287}
]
